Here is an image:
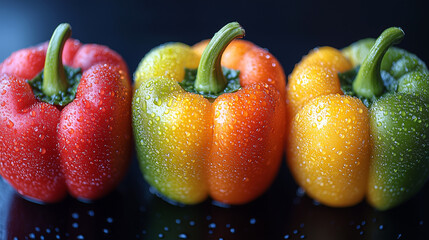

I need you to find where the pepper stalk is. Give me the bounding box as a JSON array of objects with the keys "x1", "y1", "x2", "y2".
[
  {"x1": 42, "y1": 23, "x2": 72, "y2": 96},
  {"x1": 194, "y1": 22, "x2": 245, "y2": 94},
  {"x1": 352, "y1": 27, "x2": 405, "y2": 98}
]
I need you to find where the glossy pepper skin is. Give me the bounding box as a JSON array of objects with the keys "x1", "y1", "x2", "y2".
[
  {"x1": 133, "y1": 22, "x2": 286, "y2": 205},
  {"x1": 0, "y1": 24, "x2": 132, "y2": 203},
  {"x1": 286, "y1": 27, "x2": 429, "y2": 210}
]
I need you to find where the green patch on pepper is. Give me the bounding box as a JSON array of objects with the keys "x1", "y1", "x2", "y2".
[{"x1": 179, "y1": 67, "x2": 241, "y2": 99}]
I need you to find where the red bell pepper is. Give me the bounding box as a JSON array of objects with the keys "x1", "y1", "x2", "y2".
[{"x1": 0, "y1": 23, "x2": 132, "y2": 203}]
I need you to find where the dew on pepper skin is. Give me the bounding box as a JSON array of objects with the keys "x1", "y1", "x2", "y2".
[
  {"x1": 133, "y1": 77, "x2": 211, "y2": 204},
  {"x1": 287, "y1": 94, "x2": 370, "y2": 207},
  {"x1": 367, "y1": 93, "x2": 429, "y2": 208},
  {"x1": 155, "y1": 99, "x2": 162, "y2": 106},
  {"x1": 7, "y1": 119, "x2": 14, "y2": 128},
  {"x1": 40, "y1": 148, "x2": 46, "y2": 155}
]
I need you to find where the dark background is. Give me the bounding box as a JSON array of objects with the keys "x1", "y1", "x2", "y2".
[{"x1": 1, "y1": 0, "x2": 429, "y2": 239}]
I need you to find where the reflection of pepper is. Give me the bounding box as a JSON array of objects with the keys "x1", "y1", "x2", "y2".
[
  {"x1": 0, "y1": 24, "x2": 132, "y2": 203},
  {"x1": 286, "y1": 27, "x2": 429, "y2": 210},
  {"x1": 133, "y1": 22, "x2": 286, "y2": 205}
]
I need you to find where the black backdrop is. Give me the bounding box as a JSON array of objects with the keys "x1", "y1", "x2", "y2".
[{"x1": 1, "y1": 0, "x2": 429, "y2": 239}]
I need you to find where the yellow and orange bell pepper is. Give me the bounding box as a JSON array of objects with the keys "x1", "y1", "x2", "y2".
[{"x1": 132, "y1": 22, "x2": 286, "y2": 205}]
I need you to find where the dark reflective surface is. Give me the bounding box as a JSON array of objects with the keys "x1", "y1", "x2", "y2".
[
  {"x1": 1, "y1": 0, "x2": 429, "y2": 239},
  {"x1": 1, "y1": 160, "x2": 429, "y2": 240}
]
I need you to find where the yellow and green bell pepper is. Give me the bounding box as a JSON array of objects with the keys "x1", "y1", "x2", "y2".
[{"x1": 286, "y1": 27, "x2": 429, "y2": 210}]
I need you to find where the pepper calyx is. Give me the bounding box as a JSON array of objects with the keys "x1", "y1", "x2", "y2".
[
  {"x1": 180, "y1": 67, "x2": 241, "y2": 99},
  {"x1": 339, "y1": 65, "x2": 397, "y2": 107},
  {"x1": 28, "y1": 66, "x2": 82, "y2": 106},
  {"x1": 28, "y1": 23, "x2": 82, "y2": 106}
]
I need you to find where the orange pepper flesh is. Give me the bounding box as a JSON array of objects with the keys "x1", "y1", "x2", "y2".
[{"x1": 194, "y1": 40, "x2": 286, "y2": 204}]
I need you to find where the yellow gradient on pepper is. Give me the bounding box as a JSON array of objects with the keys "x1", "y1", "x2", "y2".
[
  {"x1": 286, "y1": 47, "x2": 352, "y2": 118},
  {"x1": 286, "y1": 46, "x2": 372, "y2": 207},
  {"x1": 134, "y1": 43, "x2": 200, "y2": 89},
  {"x1": 132, "y1": 77, "x2": 212, "y2": 204},
  {"x1": 287, "y1": 94, "x2": 371, "y2": 207}
]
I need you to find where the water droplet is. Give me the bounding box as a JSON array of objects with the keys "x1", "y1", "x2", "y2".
[
  {"x1": 88, "y1": 210, "x2": 95, "y2": 216},
  {"x1": 40, "y1": 148, "x2": 46, "y2": 155},
  {"x1": 178, "y1": 233, "x2": 188, "y2": 239},
  {"x1": 7, "y1": 120, "x2": 14, "y2": 128}
]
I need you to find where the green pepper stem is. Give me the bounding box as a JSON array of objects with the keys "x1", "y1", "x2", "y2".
[
  {"x1": 42, "y1": 23, "x2": 72, "y2": 96},
  {"x1": 194, "y1": 22, "x2": 245, "y2": 94},
  {"x1": 352, "y1": 27, "x2": 404, "y2": 98}
]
